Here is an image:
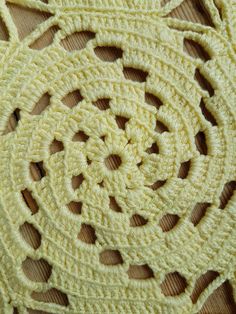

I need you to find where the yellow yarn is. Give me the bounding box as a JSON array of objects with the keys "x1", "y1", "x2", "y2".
[{"x1": 0, "y1": 0, "x2": 235, "y2": 313}]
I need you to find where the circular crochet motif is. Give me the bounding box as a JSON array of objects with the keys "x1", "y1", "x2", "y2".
[{"x1": 0, "y1": 0, "x2": 235, "y2": 313}]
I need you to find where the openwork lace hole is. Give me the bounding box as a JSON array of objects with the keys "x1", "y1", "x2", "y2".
[
  {"x1": 0, "y1": 16, "x2": 9, "y2": 41},
  {"x1": 67, "y1": 201, "x2": 82, "y2": 214},
  {"x1": 115, "y1": 116, "x2": 129, "y2": 130},
  {"x1": 3, "y1": 108, "x2": 20, "y2": 134},
  {"x1": 99, "y1": 249, "x2": 123, "y2": 265},
  {"x1": 146, "y1": 142, "x2": 159, "y2": 154},
  {"x1": 19, "y1": 222, "x2": 41, "y2": 249},
  {"x1": 87, "y1": 157, "x2": 92, "y2": 165},
  {"x1": 159, "y1": 214, "x2": 179, "y2": 232},
  {"x1": 178, "y1": 160, "x2": 191, "y2": 179},
  {"x1": 219, "y1": 181, "x2": 236, "y2": 209},
  {"x1": 72, "y1": 131, "x2": 89, "y2": 142},
  {"x1": 109, "y1": 196, "x2": 122, "y2": 212},
  {"x1": 31, "y1": 93, "x2": 50, "y2": 115},
  {"x1": 149, "y1": 180, "x2": 166, "y2": 191},
  {"x1": 123, "y1": 67, "x2": 148, "y2": 82},
  {"x1": 22, "y1": 257, "x2": 52, "y2": 282},
  {"x1": 195, "y1": 69, "x2": 214, "y2": 97},
  {"x1": 29, "y1": 25, "x2": 60, "y2": 50},
  {"x1": 190, "y1": 202, "x2": 210, "y2": 226},
  {"x1": 145, "y1": 92, "x2": 163, "y2": 110},
  {"x1": 184, "y1": 39, "x2": 210, "y2": 61},
  {"x1": 72, "y1": 174, "x2": 84, "y2": 190},
  {"x1": 191, "y1": 271, "x2": 219, "y2": 303},
  {"x1": 50, "y1": 139, "x2": 64, "y2": 154},
  {"x1": 30, "y1": 161, "x2": 46, "y2": 181},
  {"x1": 105, "y1": 154, "x2": 122, "y2": 170},
  {"x1": 60, "y1": 31, "x2": 95, "y2": 51},
  {"x1": 161, "y1": 272, "x2": 187, "y2": 296},
  {"x1": 31, "y1": 289, "x2": 69, "y2": 306},
  {"x1": 78, "y1": 224, "x2": 97, "y2": 244},
  {"x1": 200, "y1": 99, "x2": 217, "y2": 126},
  {"x1": 14, "y1": 108, "x2": 20, "y2": 119},
  {"x1": 21, "y1": 189, "x2": 39, "y2": 215},
  {"x1": 130, "y1": 214, "x2": 148, "y2": 227},
  {"x1": 128, "y1": 264, "x2": 154, "y2": 280},
  {"x1": 94, "y1": 46, "x2": 123, "y2": 62},
  {"x1": 7, "y1": 4, "x2": 53, "y2": 40},
  {"x1": 165, "y1": 0, "x2": 213, "y2": 26},
  {"x1": 93, "y1": 98, "x2": 110, "y2": 110},
  {"x1": 155, "y1": 120, "x2": 169, "y2": 133},
  {"x1": 100, "y1": 135, "x2": 106, "y2": 142},
  {"x1": 98, "y1": 180, "x2": 104, "y2": 188},
  {"x1": 195, "y1": 131, "x2": 208, "y2": 155},
  {"x1": 62, "y1": 90, "x2": 83, "y2": 108},
  {"x1": 199, "y1": 280, "x2": 236, "y2": 313}
]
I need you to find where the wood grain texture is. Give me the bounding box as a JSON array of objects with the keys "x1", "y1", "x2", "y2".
[{"x1": 3, "y1": 1, "x2": 235, "y2": 313}]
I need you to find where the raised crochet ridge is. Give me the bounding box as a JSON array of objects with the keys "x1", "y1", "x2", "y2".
[{"x1": 0, "y1": 0, "x2": 236, "y2": 313}]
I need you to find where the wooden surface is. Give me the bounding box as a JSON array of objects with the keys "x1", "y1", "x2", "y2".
[{"x1": 1, "y1": 1, "x2": 236, "y2": 313}]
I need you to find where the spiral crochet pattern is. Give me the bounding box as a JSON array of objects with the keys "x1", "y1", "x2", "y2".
[{"x1": 0, "y1": 0, "x2": 236, "y2": 313}]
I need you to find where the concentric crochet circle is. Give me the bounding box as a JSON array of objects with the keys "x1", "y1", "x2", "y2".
[{"x1": 0, "y1": 0, "x2": 235, "y2": 313}]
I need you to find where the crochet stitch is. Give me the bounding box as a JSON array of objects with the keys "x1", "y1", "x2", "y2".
[{"x1": 0, "y1": 0, "x2": 235, "y2": 313}]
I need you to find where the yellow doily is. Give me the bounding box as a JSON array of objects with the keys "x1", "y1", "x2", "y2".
[{"x1": 0, "y1": 0, "x2": 235, "y2": 313}]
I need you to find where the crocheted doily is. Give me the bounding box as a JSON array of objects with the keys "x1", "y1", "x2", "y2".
[{"x1": 0, "y1": 0, "x2": 235, "y2": 313}]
